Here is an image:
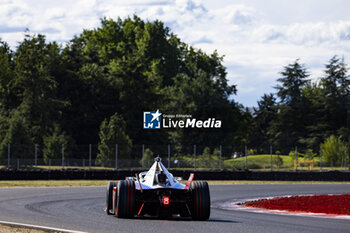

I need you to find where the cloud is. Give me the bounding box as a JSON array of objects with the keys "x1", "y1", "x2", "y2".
[
  {"x1": 192, "y1": 36, "x2": 213, "y2": 44},
  {"x1": 0, "y1": 0, "x2": 349, "y2": 106},
  {"x1": 0, "y1": 26, "x2": 26, "y2": 33},
  {"x1": 211, "y1": 4, "x2": 261, "y2": 25},
  {"x1": 252, "y1": 21, "x2": 350, "y2": 45}
]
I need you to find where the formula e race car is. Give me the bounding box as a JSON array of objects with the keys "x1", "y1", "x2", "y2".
[{"x1": 106, "y1": 157, "x2": 210, "y2": 220}]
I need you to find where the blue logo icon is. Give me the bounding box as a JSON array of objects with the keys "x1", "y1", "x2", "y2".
[{"x1": 143, "y1": 110, "x2": 162, "y2": 129}]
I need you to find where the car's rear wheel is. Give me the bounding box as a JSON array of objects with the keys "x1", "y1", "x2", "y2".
[
  {"x1": 190, "y1": 181, "x2": 210, "y2": 220},
  {"x1": 115, "y1": 180, "x2": 136, "y2": 218},
  {"x1": 106, "y1": 181, "x2": 116, "y2": 215}
]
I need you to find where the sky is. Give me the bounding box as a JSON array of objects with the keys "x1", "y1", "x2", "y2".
[{"x1": 1, "y1": 0, "x2": 350, "y2": 107}]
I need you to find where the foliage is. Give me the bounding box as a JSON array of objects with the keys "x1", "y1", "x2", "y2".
[
  {"x1": 321, "y1": 135, "x2": 347, "y2": 162},
  {"x1": 251, "y1": 94, "x2": 277, "y2": 150},
  {"x1": 271, "y1": 60, "x2": 311, "y2": 152},
  {"x1": 141, "y1": 148, "x2": 154, "y2": 167},
  {"x1": 0, "y1": 40, "x2": 14, "y2": 116},
  {"x1": 251, "y1": 56, "x2": 350, "y2": 156},
  {"x1": 289, "y1": 150, "x2": 299, "y2": 161},
  {"x1": 201, "y1": 147, "x2": 211, "y2": 159},
  {"x1": 213, "y1": 147, "x2": 220, "y2": 157},
  {"x1": 96, "y1": 113, "x2": 132, "y2": 166},
  {"x1": 197, "y1": 147, "x2": 216, "y2": 168},
  {"x1": 173, "y1": 147, "x2": 221, "y2": 169},
  {"x1": 12, "y1": 34, "x2": 65, "y2": 144},
  {"x1": 247, "y1": 148, "x2": 256, "y2": 155},
  {"x1": 0, "y1": 16, "x2": 349, "y2": 164},
  {"x1": 42, "y1": 124, "x2": 72, "y2": 164},
  {"x1": 273, "y1": 154, "x2": 283, "y2": 168},
  {"x1": 304, "y1": 149, "x2": 316, "y2": 160},
  {"x1": 0, "y1": 112, "x2": 33, "y2": 159}
]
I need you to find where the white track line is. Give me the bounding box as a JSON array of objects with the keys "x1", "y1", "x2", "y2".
[
  {"x1": 218, "y1": 194, "x2": 350, "y2": 220},
  {"x1": 0, "y1": 220, "x2": 87, "y2": 233}
]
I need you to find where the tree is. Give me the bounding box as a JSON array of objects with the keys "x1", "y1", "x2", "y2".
[
  {"x1": 251, "y1": 93, "x2": 277, "y2": 150},
  {"x1": 164, "y1": 48, "x2": 245, "y2": 148},
  {"x1": 320, "y1": 56, "x2": 350, "y2": 139},
  {"x1": 12, "y1": 34, "x2": 64, "y2": 143},
  {"x1": 276, "y1": 60, "x2": 310, "y2": 104},
  {"x1": 0, "y1": 112, "x2": 33, "y2": 159},
  {"x1": 0, "y1": 16, "x2": 251, "y2": 153},
  {"x1": 0, "y1": 40, "x2": 13, "y2": 144},
  {"x1": 96, "y1": 113, "x2": 132, "y2": 166},
  {"x1": 60, "y1": 62, "x2": 116, "y2": 144},
  {"x1": 71, "y1": 16, "x2": 245, "y2": 148},
  {"x1": 298, "y1": 82, "x2": 327, "y2": 151},
  {"x1": 0, "y1": 40, "x2": 15, "y2": 116},
  {"x1": 42, "y1": 124, "x2": 72, "y2": 164},
  {"x1": 272, "y1": 60, "x2": 311, "y2": 152}
]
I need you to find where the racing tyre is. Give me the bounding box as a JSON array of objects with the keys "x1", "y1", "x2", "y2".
[
  {"x1": 115, "y1": 180, "x2": 136, "y2": 218},
  {"x1": 190, "y1": 181, "x2": 210, "y2": 220},
  {"x1": 106, "y1": 181, "x2": 116, "y2": 215}
]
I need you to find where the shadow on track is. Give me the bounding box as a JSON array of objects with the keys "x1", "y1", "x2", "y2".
[{"x1": 131, "y1": 216, "x2": 236, "y2": 223}]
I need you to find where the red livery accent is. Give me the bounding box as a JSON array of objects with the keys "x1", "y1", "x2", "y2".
[
  {"x1": 185, "y1": 173, "x2": 194, "y2": 189},
  {"x1": 138, "y1": 203, "x2": 145, "y2": 215}
]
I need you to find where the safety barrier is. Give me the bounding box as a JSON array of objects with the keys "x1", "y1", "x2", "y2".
[{"x1": 0, "y1": 169, "x2": 349, "y2": 181}]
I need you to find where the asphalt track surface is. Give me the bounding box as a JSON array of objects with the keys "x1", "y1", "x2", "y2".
[{"x1": 0, "y1": 184, "x2": 349, "y2": 233}]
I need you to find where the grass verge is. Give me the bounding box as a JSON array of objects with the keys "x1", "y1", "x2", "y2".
[
  {"x1": 0, "y1": 224, "x2": 46, "y2": 233},
  {"x1": 0, "y1": 180, "x2": 109, "y2": 187}
]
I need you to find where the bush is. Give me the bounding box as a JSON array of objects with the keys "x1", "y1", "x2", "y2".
[
  {"x1": 321, "y1": 135, "x2": 346, "y2": 163},
  {"x1": 289, "y1": 150, "x2": 298, "y2": 160},
  {"x1": 247, "y1": 148, "x2": 256, "y2": 155},
  {"x1": 304, "y1": 149, "x2": 316, "y2": 160},
  {"x1": 172, "y1": 147, "x2": 221, "y2": 169},
  {"x1": 43, "y1": 124, "x2": 72, "y2": 164},
  {"x1": 197, "y1": 147, "x2": 220, "y2": 168},
  {"x1": 213, "y1": 148, "x2": 220, "y2": 157},
  {"x1": 273, "y1": 154, "x2": 283, "y2": 168},
  {"x1": 141, "y1": 148, "x2": 154, "y2": 167}
]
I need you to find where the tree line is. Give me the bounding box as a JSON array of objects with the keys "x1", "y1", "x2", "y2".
[
  {"x1": 251, "y1": 56, "x2": 350, "y2": 156},
  {"x1": 0, "y1": 15, "x2": 348, "y2": 163}
]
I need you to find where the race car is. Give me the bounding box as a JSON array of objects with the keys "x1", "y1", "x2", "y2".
[{"x1": 106, "y1": 156, "x2": 210, "y2": 220}]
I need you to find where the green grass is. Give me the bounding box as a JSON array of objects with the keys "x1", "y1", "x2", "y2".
[
  {"x1": 35, "y1": 165, "x2": 116, "y2": 170},
  {"x1": 0, "y1": 180, "x2": 110, "y2": 187},
  {"x1": 223, "y1": 154, "x2": 349, "y2": 171},
  {"x1": 224, "y1": 154, "x2": 294, "y2": 170}
]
